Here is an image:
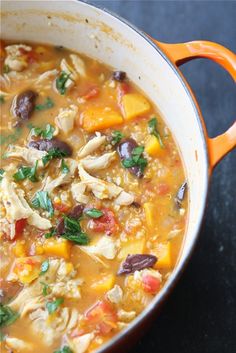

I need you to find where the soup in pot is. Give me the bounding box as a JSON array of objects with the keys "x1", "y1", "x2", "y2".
[{"x1": 0, "y1": 41, "x2": 188, "y2": 353}]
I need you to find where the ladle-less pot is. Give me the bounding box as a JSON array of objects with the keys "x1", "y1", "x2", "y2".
[{"x1": 1, "y1": 1, "x2": 236, "y2": 352}]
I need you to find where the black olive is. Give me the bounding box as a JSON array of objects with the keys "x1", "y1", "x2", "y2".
[
  {"x1": 12, "y1": 90, "x2": 37, "y2": 122},
  {"x1": 29, "y1": 138, "x2": 73, "y2": 156},
  {"x1": 117, "y1": 138, "x2": 143, "y2": 178},
  {"x1": 112, "y1": 71, "x2": 127, "y2": 82}
]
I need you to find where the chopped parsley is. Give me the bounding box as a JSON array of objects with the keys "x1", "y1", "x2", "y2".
[
  {"x1": 60, "y1": 216, "x2": 89, "y2": 245},
  {"x1": 61, "y1": 159, "x2": 69, "y2": 174},
  {"x1": 0, "y1": 304, "x2": 19, "y2": 328},
  {"x1": 0, "y1": 169, "x2": 4, "y2": 182},
  {"x1": 3, "y1": 64, "x2": 10, "y2": 74},
  {"x1": 13, "y1": 161, "x2": 38, "y2": 182},
  {"x1": 56, "y1": 71, "x2": 71, "y2": 95},
  {"x1": 40, "y1": 282, "x2": 50, "y2": 296},
  {"x1": 84, "y1": 208, "x2": 104, "y2": 219},
  {"x1": 32, "y1": 191, "x2": 54, "y2": 217},
  {"x1": 40, "y1": 260, "x2": 49, "y2": 275},
  {"x1": 31, "y1": 124, "x2": 55, "y2": 140},
  {"x1": 35, "y1": 97, "x2": 54, "y2": 111},
  {"x1": 45, "y1": 228, "x2": 56, "y2": 239},
  {"x1": 0, "y1": 95, "x2": 5, "y2": 105},
  {"x1": 148, "y1": 117, "x2": 164, "y2": 148},
  {"x1": 122, "y1": 146, "x2": 147, "y2": 173},
  {"x1": 42, "y1": 148, "x2": 67, "y2": 166},
  {"x1": 110, "y1": 130, "x2": 124, "y2": 146},
  {"x1": 54, "y1": 346, "x2": 73, "y2": 353},
  {"x1": 46, "y1": 298, "x2": 64, "y2": 314},
  {"x1": 0, "y1": 331, "x2": 6, "y2": 342}
]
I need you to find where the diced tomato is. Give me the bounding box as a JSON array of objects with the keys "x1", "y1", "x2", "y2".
[
  {"x1": 142, "y1": 275, "x2": 161, "y2": 294},
  {"x1": 88, "y1": 208, "x2": 117, "y2": 236},
  {"x1": 53, "y1": 202, "x2": 70, "y2": 213},
  {"x1": 157, "y1": 183, "x2": 170, "y2": 196},
  {"x1": 15, "y1": 219, "x2": 27, "y2": 238},
  {"x1": 82, "y1": 86, "x2": 100, "y2": 100},
  {"x1": 85, "y1": 300, "x2": 117, "y2": 335}
]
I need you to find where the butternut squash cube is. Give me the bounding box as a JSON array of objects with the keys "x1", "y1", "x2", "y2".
[
  {"x1": 145, "y1": 135, "x2": 162, "y2": 157},
  {"x1": 143, "y1": 202, "x2": 156, "y2": 229},
  {"x1": 13, "y1": 257, "x2": 41, "y2": 284},
  {"x1": 43, "y1": 238, "x2": 71, "y2": 259},
  {"x1": 118, "y1": 238, "x2": 145, "y2": 259},
  {"x1": 122, "y1": 93, "x2": 151, "y2": 121},
  {"x1": 82, "y1": 107, "x2": 123, "y2": 132},
  {"x1": 91, "y1": 274, "x2": 115, "y2": 292},
  {"x1": 12, "y1": 241, "x2": 27, "y2": 257},
  {"x1": 153, "y1": 242, "x2": 172, "y2": 269}
]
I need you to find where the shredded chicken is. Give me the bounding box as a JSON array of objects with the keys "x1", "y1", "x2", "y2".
[
  {"x1": 0, "y1": 176, "x2": 51, "y2": 229},
  {"x1": 50, "y1": 279, "x2": 83, "y2": 299},
  {"x1": 35, "y1": 69, "x2": 58, "y2": 84},
  {"x1": 58, "y1": 58, "x2": 77, "y2": 90},
  {"x1": 43, "y1": 158, "x2": 77, "y2": 193},
  {"x1": 5, "y1": 337, "x2": 33, "y2": 351},
  {"x1": 71, "y1": 182, "x2": 89, "y2": 204},
  {"x1": 67, "y1": 333, "x2": 94, "y2": 353},
  {"x1": 81, "y1": 236, "x2": 117, "y2": 260},
  {"x1": 78, "y1": 164, "x2": 134, "y2": 205},
  {"x1": 81, "y1": 151, "x2": 116, "y2": 172},
  {"x1": 77, "y1": 133, "x2": 106, "y2": 158},
  {"x1": 70, "y1": 54, "x2": 86, "y2": 78},
  {"x1": 55, "y1": 104, "x2": 78, "y2": 134},
  {"x1": 5, "y1": 44, "x2": 32, "y2": 72},
  {"x1": 117, "y1": 309, "x2": 136, "y2": 322},
  {"x1": 5, "y1": 145, "x2": 47, "y2": 167},
  {"x1": 107, "y1": 285, "x2": 123, "y2": 304}
]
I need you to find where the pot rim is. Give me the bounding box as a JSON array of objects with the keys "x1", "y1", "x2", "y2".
[{"x1": 74, "y1": 1, "x2": 209, "y2": 352}]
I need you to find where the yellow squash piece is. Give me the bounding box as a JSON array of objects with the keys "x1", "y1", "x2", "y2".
[
  {"x1": 145, "y1": 135, "x2": 162, "y2": 157},
  {"x1": 12, "y1": 241, "x2": 27, "y2": 257},
  {"x1": 13, "y1": 257, "x2": 41, "y2": 284},
  {"x1": 43, "y1": 238, "x2": 71, "y2": 259},
  {"x1": 118, "y1": 238, "x2": 145, "y2": 259},
  {"x1": 143, "y1": 202, "x2": 156, "y2": 229},
  {"x1": 91, "y1": 274, "x2": 115, "y2": 292},
  {"x1": 122, "y1": 93, "x2": 151, "y2": 121},
  {"x1": 82, "y1": 107, "x2": 123, "y2": 132},
  {"x1": 153, "y1": 242, "x2": 172, "y2": 269}
]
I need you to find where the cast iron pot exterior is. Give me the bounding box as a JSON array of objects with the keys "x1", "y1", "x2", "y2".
[{"x1": 1, "y1": 1, "x2": 236, "y2": 352}]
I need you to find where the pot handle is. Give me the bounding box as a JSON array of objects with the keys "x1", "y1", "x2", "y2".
[{"x1": 153, "y1": 39, "x2": 236, "y2": 169}]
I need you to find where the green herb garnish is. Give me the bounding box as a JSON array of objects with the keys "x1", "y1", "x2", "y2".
[
  {"x1": 61, "y1": 159, "x2": 69, "y2": 174},
  {"x1": 42, "y1": 148, "x2": 67, "y2": 166},
  {"x1": 0, "y1": 169, "x2": 4, "y2": 182},
  {"x1": 61, "y1": 216, "x2": 89, "y2": 245},
  {"x1": 13, "y1": 161, "x2": 38, "y2": 182},
  {"x1": 84, "y1": 208, "x2": 104, "y2": 219},
  {"x1": 0, "y1": 331, "x2": 6, "y2": 342},
  {"x1": 32, "y1": 191, "x2": 54, "y2": 217},
  {"x1": 111, "y1": 130, "x2": 124, "y2": 146},
  {"x1": 54, "y1": 345, "x2": 73, "y2": 353},
  {"x1": 35, "y1": 97, "x2": 54, "y2": 111},
  {"x1": 56, "y1": 71, "x2": 71, "y2": 95},
  {"x1": 148, "y1": 117, "x2": 164, "y2": 148},
  {"x1": 0, "y1": 304, "x2": 19, "y2": 328},
  {"x1": 40, "y1": 282, "x2": 50, "y2": 296},
  {"x1": 31, "y1": 124, "x2": 55, "y2": 140},
  {"x1": 0, "y1": 95, "x2": 5, "y2": 105},
  {"x1": 45, "y1": 228, "x2": 56, "y2": 239},
  {"x1": 40, "y1": 260, "x2": 49, "y2": 275},
  {"x1": 46, "y1": 298, "x2": 64, "y2": 314},
  {"x1": 122, "y1": 146, "x2": 147, "y2": 173}
]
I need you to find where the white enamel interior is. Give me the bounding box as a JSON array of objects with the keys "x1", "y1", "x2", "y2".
[{"x1": 1, "y1": 0, "x2": 209, "y2": 351}]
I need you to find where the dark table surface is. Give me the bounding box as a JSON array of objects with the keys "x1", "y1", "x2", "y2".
[{"x1": 92, "y1": 1, "x2": 236, "y2": 352}]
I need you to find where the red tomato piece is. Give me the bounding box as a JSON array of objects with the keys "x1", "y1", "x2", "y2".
[
  {"x1": 85, "y1": 300, "x2": 117, "y2": 335},
  {"x1": 53, "y1": 203, "x2": 70, "y2": 213},
  {"x1": 89, "y1": 208, "x2": 117, "y2": 236},
  {"x1": 142, "y1": 275, "x2": 161, "y2": 294},
  {"x1": 15, "y1": 219, "x2": 27, "y2": 238},
  {"x1": 82, "y1": 86, "x2": 99, "y2": 100},
  {"x1": 157, "y1": 183, "x2": 170, "y2": 196}
]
